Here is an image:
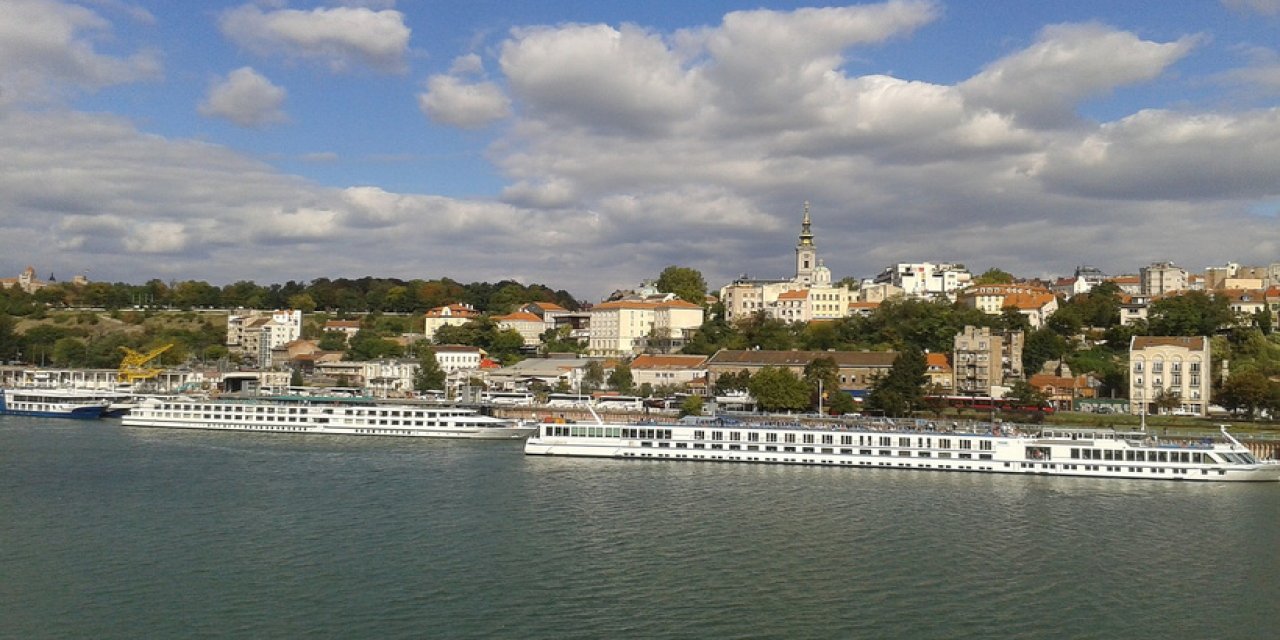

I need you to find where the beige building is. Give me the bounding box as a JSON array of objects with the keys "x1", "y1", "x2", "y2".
[
  {"x1": 494, "y1": 311, "x2": 546, "y2": 348},
  {"x1": 1140, "y1": 262, "x2": 1188, "y2": 296},
  {"x1": 588, "y1": 299, "x2": 703, "y2": 356},
  {"x1": 226, "y1": 309, "x2": 303, "y2": 366},
  {"x1": 952, "y1": 326, "x2": 1024, "y2": 397},
  {"x1": 423, "y1": 303, "x2": 480, "y2": 339},
  {"x1": 629, "y1": 354, "x2": 709, "y2": 390},
  {"x1": 1129, "y1": 336, "x2": 1210, "y2": 416}
]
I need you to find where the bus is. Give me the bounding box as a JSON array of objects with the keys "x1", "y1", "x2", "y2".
[
  {"x1": 545, "y1": 393, "x2": 593, "y2": 408},
  {"x1": 593, "y1": 395, "x2": 644, "y2": 411},
  {"x1": 482, "y1": 391, "x2": 535, "y2": 406}
]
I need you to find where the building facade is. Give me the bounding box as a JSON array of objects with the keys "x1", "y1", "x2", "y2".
[
  {"x1": 1129, "y1": 336, "x2": 1210, "y2": 416},
  {"x1": 952, "y1": 326, "x2": 1024, "y2": 397}
]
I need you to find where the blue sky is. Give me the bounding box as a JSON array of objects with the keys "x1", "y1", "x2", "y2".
[{"x1": 3, "y1": 0, "x2": 1280, "y2": 300}]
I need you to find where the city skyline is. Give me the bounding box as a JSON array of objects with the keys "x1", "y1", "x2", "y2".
[{"x1": 3, "y1": 0, "x2": 1280, "y2": 300}]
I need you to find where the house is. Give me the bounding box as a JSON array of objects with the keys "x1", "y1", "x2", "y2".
[
  {"x1": 431, "y1": 345, "x2": 485, "y2": 372},
  {"x1": 423, "y1": 303, "x2": 479, "y2": 339},
  {"x1": 1028, "y1": 372, "x2": 1096, "y2": 411},
  {"x1": 954, "y1": 284, "x2": 1058, "y2": 328},
  {"x1": 1108, "y1": 275, "x2": 1143, "y2": 296},
  {"x1": 1129, "y1": 336, "x2": 1210, "y2": 417},
  {"x1": 493, "y1": 311, "x2": 546, "y2": 348},
  {"x1": 924, "y1": 353, "x2": 953, "y2": 394},
  {"x1": 629, "y1": 354, "x2": 709, "y2": 390},
  {"x1": 1119, "y1": 294, "x2": 1151, "y2": 327},
  {"x1": 322, "y1": 319, "x2": 362, "y2": 346}
]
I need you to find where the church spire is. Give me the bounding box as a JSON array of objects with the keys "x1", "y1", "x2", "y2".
[{"x1": 798, "y1": 200, "x2": 814, "y2": 247}]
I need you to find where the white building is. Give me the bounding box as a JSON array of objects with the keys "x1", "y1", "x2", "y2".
[
  {"x1": 869, "y1": 262, "x2": 972, "y2": 301},
  {"x1": 494, "y1": 311, "x2": 546, "y2": 348},
  {"x1": 629, "y1": 354, "x2": 709, "y2": 390},
  {"x1": 226, "y1": 309, "x2": 303, "y2": 366},
  {"x1": 432, "y1": 345, "x2": 485, "y2": 372}
]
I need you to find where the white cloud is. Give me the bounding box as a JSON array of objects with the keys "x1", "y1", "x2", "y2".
[
  {"x1": 418, "y1": 75, "x2": 511, "y2": 128},
  {"x1": 219, "y1": 3, "x2": 410, "y2": 73},
  {"x1": 198, "y1": 67, "x2": 288, "y2": 127},
  {"x1": 0, "y1": 0, "x2": 160, "y2": 104},
  {"x1": 960, "y1": 23, "x2": 1198, "y2": 128}
]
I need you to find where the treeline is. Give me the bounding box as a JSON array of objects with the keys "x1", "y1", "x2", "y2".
[{"x1": 0, "y1": 276, "x2": 580, "y2": 315}]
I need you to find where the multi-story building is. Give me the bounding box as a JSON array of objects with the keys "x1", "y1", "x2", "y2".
[
  {"x1": 322, "y1": 319, "x2": 362, "y2": 344},
  {"x1": 869, "y1": 262, "x2": 972, "y2": 301},
  {"x1": 1205, "y1": 263, "x2": 1268, "y2": 291},
  {"x1": 588, "y1": 299, "x2": 703, "y2": 356},
  {"x1": 431, "y1": 345, "x2": 485, "y2": 372},
  {"x1": 226, "y1": 309, "x2": 302, "y2": 367},
  {"x1": 629, "y1": 354, "x2": 709, "y2": 391},
  {"x1": 0, "y1": 266, "x2": 49, "y2": 294},
  {"x1": 423, "y1": 303, "x2": 479, "y2": 340},
  {"x1": 1140, "y1": 262, "x2": 1188, "y2": 296},
  {"x1": 1129, "y1": 336, "x2": 1210, "y2": 416},
  {"x1": 952, "y1": 326, "x2": 1024, "y2": 397}
]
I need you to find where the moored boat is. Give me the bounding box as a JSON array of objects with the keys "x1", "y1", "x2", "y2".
[
  {"x1": 122, "y1": 394, "x2": 536, "y2": 439},
  {"x1": 0, "y1": 387, "x2": 112, "y2": 420},
  {"x1": 525, "y1": 413, "x2": 1280, "y2": 482}
]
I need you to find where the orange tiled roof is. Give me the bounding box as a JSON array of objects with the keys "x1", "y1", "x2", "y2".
[
  {"x1": 630, "y1": 354, "x2": 708, "y2": 369},
  {"x1": 1132, "y1": 336, "x2": 1207, "y2": 351},
  {"x1": 777, "y1": 289, "x2": 808, "y2": 300},
  {"x1": 495, "y1": 311, "x2": 543, "y2": 323}
]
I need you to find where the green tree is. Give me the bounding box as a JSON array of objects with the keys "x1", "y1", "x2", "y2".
[
  {"x1": 865, "y1": 347, "x2": 927, "y2": 417},
  {"x1": 804, "y1": 356, "x2": 846, "y2": 413},
  {"x1": 0, "y1": 314, "x2": 19, "y2": 362},
  {"x1": 638, "y1": 382, "x2": 654, "y2": 398},
  {"x1": 581, "y1": 360, "x2": 605, "y2": 392},
  {"x1": 737, "y1": 311, "x2": 795, "y2": 351},
  {"x1": 345, "y1": 329, "x2": 402, "y2": 361},
  {"x1": 290, "y1": 368, "x2": 304, "y2": 387},
  {"x1": 713, "y1": 369, "x2": 752, "y2": 395},
  {"x1": 608, "y1": 362, "x2": 634, "y2": 394},
  {"x1": 656, "y1": 266, "x2": 707, "y2": 305},
  {"x1": 679, "y1": 394, "x2": 704, "y2": 417},
  {"x1": 1147, "y1": 291, "x2": 1232, "y2": 336},
  {"x1": 288, "y1": 293, "x2": 318, "y2": 314},
  {"x1": 1023, "y1": 327, "x2": 1068, "y2": 375},
  {"x1": 414, "y1": 345, "x2": 447, "y2": 392},
  {"x1": 1152, "y1": 388, "x2": 1182, "y2": 415},
  {"x1": 318, "y1": 331, "x2": 348, "y2": 351},
  {"x1": 973, "y1": 268, "x2": 1014, "y2": 285},
  {"x1": 1217, "y1": 370, "x2": 1274, "y2": 419},
  {"x1": 51, "y1": 337, "x2": 88, "y2": 367},
  {"x1": 1006, "y1": 380, "x2": 1048, "y2": 409},
  {"x1": 748, "y1": 366, "x2": 811, "y2": 412},
  {"x1": 1254, "y1": 308, "x2": 1273, "y2": 336},
  {"x1": 682, "y1": 303, "x2": 743, "y2": 355}
]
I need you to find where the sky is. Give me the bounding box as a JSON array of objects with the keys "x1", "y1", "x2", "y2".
[{"x1": 3, "y1": 0, "x2": 1280, "y2": 302}]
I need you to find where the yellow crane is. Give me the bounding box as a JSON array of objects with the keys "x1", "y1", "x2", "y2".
[{"x1": 119, "y1": 343, "x2": 175, "y2": 385}]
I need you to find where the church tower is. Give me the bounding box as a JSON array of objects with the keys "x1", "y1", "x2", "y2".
[{"x1": 795, "y1": 201, "x2": 817, "y2": 285}]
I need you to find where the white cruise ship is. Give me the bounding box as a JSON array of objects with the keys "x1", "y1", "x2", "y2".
[
  {"x1": 123, "y1": 395, "x2": 535, "y2": 440},
  {"x1": 525, "y1": 416, "x2": 1280, "y2": 482}
]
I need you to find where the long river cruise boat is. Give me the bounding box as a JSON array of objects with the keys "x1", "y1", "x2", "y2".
[
  {"x1": 525, "y1": 415, "x2": 1280, "y2": 482},
  {"x1": 123, "y1": 395, "x2": 536, "y2": 440},
  {"x1": 0, "y1": 387, "x2": 115, "y2": 419}
]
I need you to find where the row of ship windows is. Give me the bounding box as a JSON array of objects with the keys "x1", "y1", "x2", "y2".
[
  {"x1": 1071, "y1": 448, "x2": 1208, "y2": 463},
  {"x1": 693, "y1": 430, "x2": 994, "y2": 451},
  {"x1": 616, "y1": 453, "x2": 1228, "y2": 476},
  {"x1": 150, "y1": 412, "x2": 487, "y2": 428},
  {"x1": 155, "y1": 404, "x2": 457, "y2": 419},
  {"x1": 637, "y1": 442, "x2": 996, "y2": 459}
]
